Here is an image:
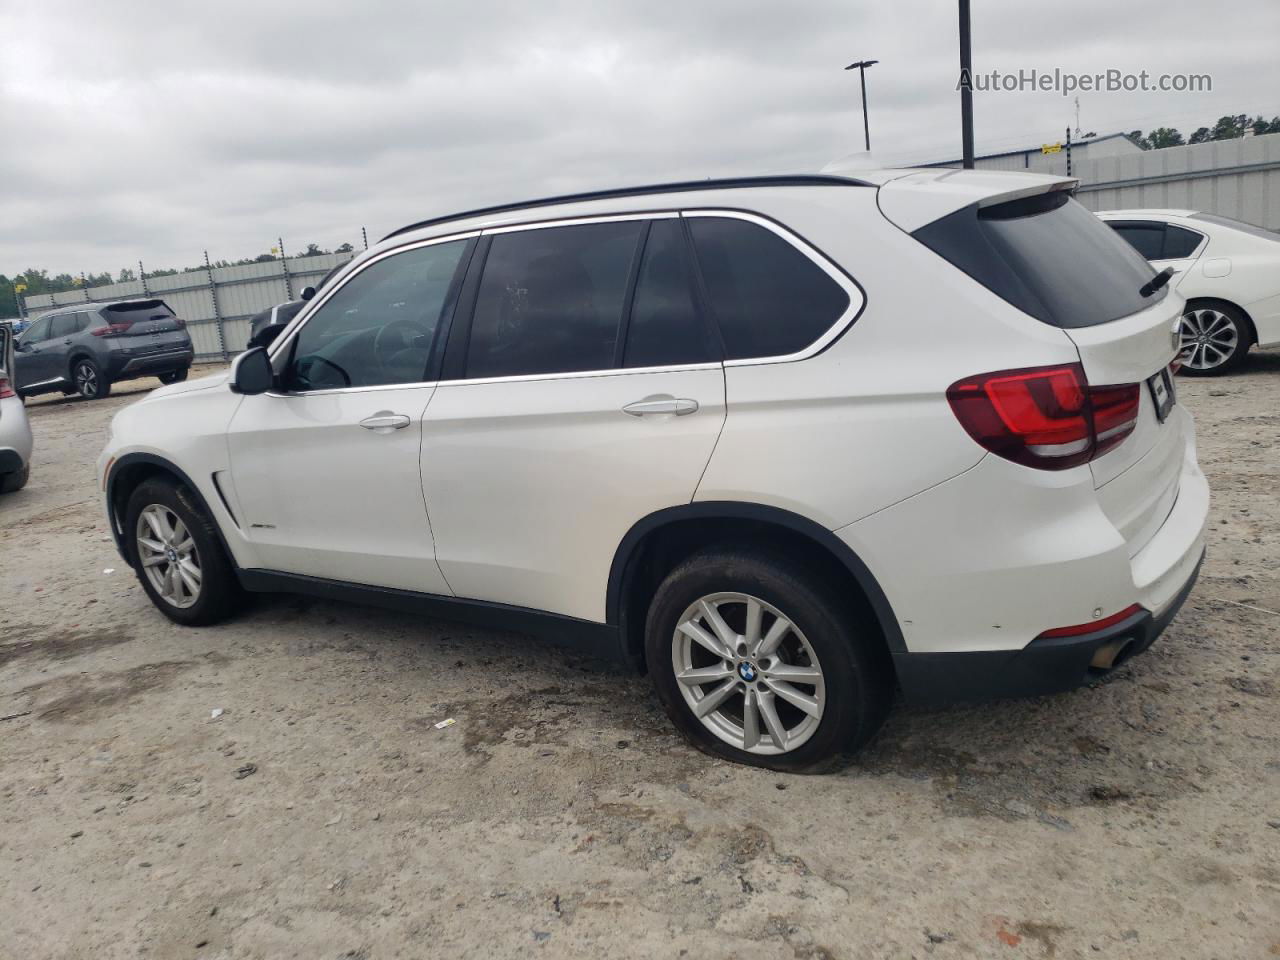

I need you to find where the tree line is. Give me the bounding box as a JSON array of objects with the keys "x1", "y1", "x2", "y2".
[
  {"x1": 2, "y1": 241, "x2": 357, "y2": 320},
  {"x1": 1128, "y1": 113, "x2": 1280, "y2": 150}
]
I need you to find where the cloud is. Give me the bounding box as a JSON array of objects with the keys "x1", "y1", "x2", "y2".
[{"x1": 1, "y1": 0, "x2": 1277, "y2": 277}]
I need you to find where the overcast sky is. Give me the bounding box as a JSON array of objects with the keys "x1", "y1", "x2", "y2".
[{"x1": 3, "y1": 0, "x2": 1277, "y2": 279}]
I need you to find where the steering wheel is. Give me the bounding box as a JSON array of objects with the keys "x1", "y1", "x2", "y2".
[{"x1": 373, "y1": 319, "x2": 429, "y2": 367}]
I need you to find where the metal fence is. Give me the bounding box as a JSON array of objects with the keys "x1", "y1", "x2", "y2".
[
  {"x1": 22, "y1": 251, "x2": 357, "y2": 362},
  {"x1": 1070, "y1": 131, "x2": 1280, "y2": 229}
]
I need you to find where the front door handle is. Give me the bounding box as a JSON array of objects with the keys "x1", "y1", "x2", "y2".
[
  {"x1": 622, "y1": 395, "x2": 699, "y2": 417},
  {"x1": 359, "y1": 412, "x2": 411, "y2": 433}
]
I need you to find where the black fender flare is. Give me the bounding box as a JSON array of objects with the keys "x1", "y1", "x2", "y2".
[
  {"x1": 105, "y1": 452, "x2": 235, "y2": 568},
  {"x1": 605, "y1": 501, "x2": 905, "y2": 654}
]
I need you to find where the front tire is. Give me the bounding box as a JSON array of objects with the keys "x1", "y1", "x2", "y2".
[
  {"x1": 0, "y1": 463, "x2": 29, "y2": 494},
  {"x1": 73, "y1": 359, "x2": 111, "y2": 399},
  {"x1": 1179, "y1": 302, "x2": 1251, "y2": 376},
  {"x1": 645, "y1": 548, "x2": 892, "y2": 773},
  {"x1": 125, "y1": 478, "x2": 244, "y2": 625}
]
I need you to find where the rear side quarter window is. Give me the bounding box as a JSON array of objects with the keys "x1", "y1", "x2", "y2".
[{"x1": 687, "y1": 216, "x2": 850, "y2": 360}]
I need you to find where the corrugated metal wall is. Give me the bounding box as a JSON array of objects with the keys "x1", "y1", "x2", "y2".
[
  {"x1": 1073, "y1": 132, "x2": 1280, "y2": 229},
  {"x1": 23, "y1": 251, "x2": 356, "y2": 361},
  {"x1": 927, "y1": 131, "x2": 1280, "y2": 230}
]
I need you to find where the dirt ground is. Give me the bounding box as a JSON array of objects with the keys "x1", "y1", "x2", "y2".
[{"x1": 1, "y1": 355, "x2": 1278, "y2": 960}]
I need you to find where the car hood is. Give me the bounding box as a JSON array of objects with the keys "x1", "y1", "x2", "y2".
[{"x1": 144, "y1": 370, "x2": 230, "y2": 401}]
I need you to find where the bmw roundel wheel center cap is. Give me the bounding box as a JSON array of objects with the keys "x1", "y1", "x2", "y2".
[{"x1": 737, "y1": 661, "x2": 759, "y2": 682}]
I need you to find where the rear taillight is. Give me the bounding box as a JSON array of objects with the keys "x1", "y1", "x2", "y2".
[
  {"x1": 91, "y1": 321, "x2": 135, "y2": 337},
  {"x1": 0, "y1": 376, "x2": 14, "y2": 399},
  {"x1": 174, "y1": 317, "x2": 186, "y2": 328},
  {"x1": 947, "y1": 363, "x2": 1140, "y2": 470}
]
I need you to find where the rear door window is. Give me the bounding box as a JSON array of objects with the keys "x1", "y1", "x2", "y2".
[
  {"x1": 50, "y1": 314, "x2": 78, "y2": 338},
  {"x1": 1109, "y1": 222, "x2": 1166, "y2": 260},
  {"x1": 687, "y1": 217, "x2": 849, "y2": 360},
  {"x1": 622, "y1": 219, "x2": 711, "y2": 368},
  {"x1": 913, "y1": 191, "x2": 1161, "y2": 329},
  {"x1": 465, "y1": 220, "x2": 644, "y2": 378}
]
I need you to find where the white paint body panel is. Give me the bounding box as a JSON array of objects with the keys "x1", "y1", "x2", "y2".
[
  {"x1": 225, "y1": 386, "x2": 451, "y2": 594},
  {"x1": 421, "y1": 366, "x2": 725, "y2": 621}
]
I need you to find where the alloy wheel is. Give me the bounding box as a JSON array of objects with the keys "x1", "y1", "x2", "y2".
[
  {"x1": 135, "y1": 504, "x2": 202, "y2": 608},
  {"x1": 1179, "y1": 308, "x2": 1239, "y2": 371},
  {"x1": 671, "y1": 592, "x2": 826, "y2": 755},
  {"x1": 75, "y1": 362, "x2": 98, "y2": 397}
]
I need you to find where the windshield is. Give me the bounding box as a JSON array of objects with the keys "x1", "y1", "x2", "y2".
[{"x1": 913, "y1": 191, "x2": 1163, "y2": 328}]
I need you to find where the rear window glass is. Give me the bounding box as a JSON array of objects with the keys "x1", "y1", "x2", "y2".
[
  {"x1": 1189, "y1": 212, "x2": 1279, "y2": 242},
  {"x1": 914, "y1": 192, "x2": 1162, "y2": 328},
  {"x1": 688, "y1": 217, "x2": 849, "y2": 360},
  {"x1": 105, "y1": 300, "x2": 175, "y2": 318}
]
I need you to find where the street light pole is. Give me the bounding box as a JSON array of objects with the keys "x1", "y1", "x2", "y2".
[
  {"x1": 844, "y1": 59, "x2": 878, "y2": 152},
  {"x1": 958, "y1": 0, "x2": 975, "y2": 169}
]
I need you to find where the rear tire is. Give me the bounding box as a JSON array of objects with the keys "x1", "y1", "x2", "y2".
[
  {"x1": 0, "y1": 463, "x2": 29, "y2": 494},
  {"x1": 125, "y1": 477, "x2": 244, "y2": 625},
  {"x1": 73, "y1": 358, "x2": 111, "y2": 399},
  {"x1": 158, "y1": 367, "x2": 189, "y2": 385},
  {"x1": 1178, "y1": 301, "x2": 1251, "y2": 376},
  {"x1": 645, "y1": 547, "x2": 892, "y2": 773}
]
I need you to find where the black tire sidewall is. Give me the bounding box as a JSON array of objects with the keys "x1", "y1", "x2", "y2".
[
  {"x1": 160, "y1": 367, "x2": 189, "y2": 384},
  {"x1": 645, "y1": 550, "x2": 889, "y2": 773},
  {"x1": 1179, "y1": 302, "x2": 1250, "y2": 376},
  {"x1": 125, "y1": 478, "x2": 241, "y2": 625}
]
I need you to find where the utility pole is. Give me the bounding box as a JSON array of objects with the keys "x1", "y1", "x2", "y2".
[
  {"x1": 844, "y1": 59, "x2": 878, "y2": 151},
  {"x1": 361, "y1": 226, "x2": 369, "y2": 250},
  {"x1": 278, "y1": 237, "x2": 293, "y2": 300},
  {"x1": 139, "y1": 260, "x2": 150, "y2": 296},
  {"x1": 958, "y1": 0, "x2": 975, "y2": 169},
  {"x1": 1065, "y1": 127, "x2": 1073, "y2": 177}
]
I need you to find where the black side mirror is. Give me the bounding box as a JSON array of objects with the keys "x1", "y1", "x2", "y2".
[
  {"x1": 230, "y1": 346, "x2": 274, "y2": 395},
  {"x1": 299, "y1": 285, "x2": 317, "y2": 301}
]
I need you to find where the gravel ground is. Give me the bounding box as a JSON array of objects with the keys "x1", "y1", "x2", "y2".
[{"x1": 1, "y1": 357, "x2": 1278, "y2": 960}]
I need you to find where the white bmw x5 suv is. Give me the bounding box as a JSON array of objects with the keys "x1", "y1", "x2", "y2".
[{"x1": 99, "y1": 169, "x2": 1208, "y2": 771}]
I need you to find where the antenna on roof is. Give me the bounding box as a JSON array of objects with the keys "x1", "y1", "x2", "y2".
[{"x1": 1074, "y1": 97, "x2": 1082, "y2": 140}]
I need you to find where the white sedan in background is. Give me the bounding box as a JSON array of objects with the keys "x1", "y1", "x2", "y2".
[{"x1": 1099, "y1": 209, "x2": 1280, "y2": 375}]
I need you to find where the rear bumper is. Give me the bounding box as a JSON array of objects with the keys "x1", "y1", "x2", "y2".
[
  {"x1": 893, "y1": 549, "x2": 1202, "y2": 704},
  {"x1": 110, "y1": 348, "x2": 193, "y2": 378}
]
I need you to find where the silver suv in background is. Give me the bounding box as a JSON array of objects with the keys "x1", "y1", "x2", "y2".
[{"x1": 15, "y1": 299, "x2": 194, "y2": 401}]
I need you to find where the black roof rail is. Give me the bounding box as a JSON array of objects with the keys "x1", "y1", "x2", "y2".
[{"x1": 382, "y1": 174, "x2": 872, "y2": 242}]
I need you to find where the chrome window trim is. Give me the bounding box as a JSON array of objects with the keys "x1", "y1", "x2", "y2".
[
  {"x1": 680, "y1": 209, "x2": 865, "y2": 367},
  {"x1": 263, "y1": 205, "x2": 864, "y2": 398}
]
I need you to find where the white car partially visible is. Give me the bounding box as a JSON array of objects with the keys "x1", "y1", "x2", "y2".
[
  {"x1": 0, "y1": 321, "x2": 34, "y2": 493},
  {"x1": 1098, "y1": 209, "x2": 1280, "y2": 375}
]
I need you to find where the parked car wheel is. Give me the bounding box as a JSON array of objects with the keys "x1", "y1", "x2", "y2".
[
  {"x1": 158, "y1": 367, "x2": 189, "y2": 385},
  {"x1": 645, "y1": 548, "x2": 892, "y2": 773},
  {"x1": 73, "y1": 358, "x2": 111, "y2": 399},
  {"x1": 0, "y1": 462, "x2": 29, "y2": 494},
  {"x1": 1178, "y1": 301, "x2": 1251, "y2": 376},
  {"x1": 125, "y1": 478, "x2": 244, "y2": 625}
]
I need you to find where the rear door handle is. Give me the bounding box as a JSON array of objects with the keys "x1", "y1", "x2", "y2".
[
  {"x1": 359, "y1": 412, "x2": 411, "y2": 433},
  {"x1": 622, "y1": 395, "x2": 699, "y2": 417}
]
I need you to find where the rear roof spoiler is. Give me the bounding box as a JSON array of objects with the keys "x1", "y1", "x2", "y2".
[{"x1": 876, "y1": 168, "x2": 1079, "y2": 233}]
